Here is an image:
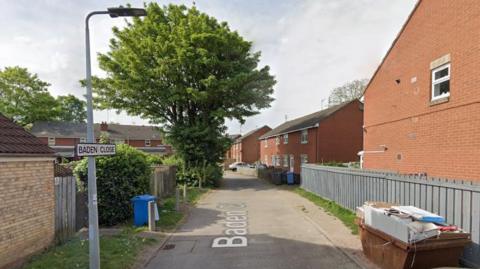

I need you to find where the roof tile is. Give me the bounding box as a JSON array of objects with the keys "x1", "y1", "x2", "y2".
[{"x1": 0, "y1": 114, "x2": 54, "y2": 156}]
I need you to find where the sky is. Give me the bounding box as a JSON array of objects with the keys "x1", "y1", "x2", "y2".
[{"x1": 0, "y1": 0, "x2": 417, "y2": 134}]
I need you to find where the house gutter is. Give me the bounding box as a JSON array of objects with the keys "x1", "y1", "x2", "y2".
[{"x1": 259, "y1": 125, "x2": 318, "y2": 140}]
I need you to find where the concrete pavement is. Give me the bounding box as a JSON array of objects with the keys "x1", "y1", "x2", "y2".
[{"x1": 144, "y1": 172, "x2": 363, "y2": 269}]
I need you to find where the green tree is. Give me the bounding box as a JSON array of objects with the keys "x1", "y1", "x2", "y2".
[
  {"x1": 56, "y1": 94, "x2": 87, "y2": 123},
  {"x1": 328, "y1": 79, "x2": 369, "y2": 106},
  {"x1": 0, "y1": 66, "x2": 58, "y2": 125},
  {"x1": 93, "y1": 4, "x2": 275, "y2": 175}
]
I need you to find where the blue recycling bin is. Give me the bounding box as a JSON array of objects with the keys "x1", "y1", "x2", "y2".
[
  {"x1": 131, "y1": 194, "x2": 157, "y2": 227},
  {"x1": 286, "y1": 172, "x2": 295, "y2": 185}
]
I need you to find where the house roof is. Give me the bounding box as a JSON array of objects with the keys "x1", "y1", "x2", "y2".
[
  {"x1": 235, "y1": 125, "x2": 271, "y2": 143},
  {"x1": 30, "y1": 122, "x2": 163, "y2": 140},
  {"x1": 362, "y1": 0, "x2": 422, "y2": 96},
  {"x1": 228, "y1": 134, "x2": 241, "y2": 140},
  {"x1": 0, "y1": 114, "x2": 54, "y2": 156},
  {"x1": 259, "y1": 100, "x2": 361, "y2": 139}
]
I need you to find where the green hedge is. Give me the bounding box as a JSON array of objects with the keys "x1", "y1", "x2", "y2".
[
  {"x1": 74, "y1": 145, "x2": 152, "y2": 226},
  {"x1": 162, "y1": 155, "x2": 222, "y2": 187}
]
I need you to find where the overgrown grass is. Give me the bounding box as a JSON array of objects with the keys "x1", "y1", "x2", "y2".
[
  {"x1": 293, "y1": 188, "x2": 358, "y2": 234},
  {"x1": 156, "y1": 187, "x2": 208, "y2": 231},
  {"x1": 24, "y1": 229, "x2": 155, "y2": 269}
]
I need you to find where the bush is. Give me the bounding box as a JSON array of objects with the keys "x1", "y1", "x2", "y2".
[
  {"x1": 320, "y1": 161, "x2": 348, "y2": 167},
  {"x1": 162, "y1": 154, "x2": 222, "y2": 187},
  {"x1": 74, "y1": 145, "x2": 153, "y2": 226},
  {"x1": 146, "y1": 154, "x2": 163, "y2": 165}
]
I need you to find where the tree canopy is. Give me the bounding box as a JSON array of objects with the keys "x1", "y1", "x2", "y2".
[
  {"x1": 56, "y1": 94, "x2": 87, "y2": 123},
  {"x1": 328, "y1": 79, "x2": 369, "y2": 106},
  {"x1": 0, "y1": 66, "x2": 87, "y2": 125},
  {"x1": 94, "y1": 4, "x2": 275, "y2": 168}
]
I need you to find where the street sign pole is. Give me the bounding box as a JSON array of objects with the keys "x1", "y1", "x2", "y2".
[
  {"x1": 84, "y1": 8, "x2": 146, "y2": 268},
  {"x1": 85, "y1": 11, "x2": 105, "y2": 269}
]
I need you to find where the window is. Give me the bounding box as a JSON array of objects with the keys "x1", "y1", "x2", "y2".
[
  {"x1": 264, "y1": 139, "x2": 268, "y2": 148},
  {"x1": 264, "y1": 155, "x2": 268, "y2": 165},
  {"x1": 283, "y1": 155, "x2": 289, "y2": 167},
  {"x1": 283, "y1": 134, "x2": 288, "y2": 144},
  {"x1": 301, "y1": 154, "x2": 308, "y2": 164},
  {"x1": 431, "y1": 64, "x2": 450, "y2": 101},
  {"x1": 301, "y1": 129, "x2": 308, "y2": 144},
  {"x1": 48, "y1": 137, "x2": 55, "y2": 146},
  {"x1": 80, "y1": 137, "x2": 87, "y2": 143},
  {"x1": 275, "y1": 136, "x2": 280, "y2": 145},
  {"x1": 145, "y1": 140, "x2": 151, "y2": 147},
  {"x1": 271, "y1": 155, "x2": 276, "y2": 166},
  {"x1": 114, "y1": 139, "x2": 125, "y2": 145}
]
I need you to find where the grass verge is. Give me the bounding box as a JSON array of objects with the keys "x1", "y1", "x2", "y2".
[
  {"x1": 24, "y1": 228, "x2": 155, "y2": 269},
  {"x1": 293, "y1": 187, "x2": 358, "y2": 234},
  {"x1": 156, "y1": 187, "x2": 208, "y2": 231}
]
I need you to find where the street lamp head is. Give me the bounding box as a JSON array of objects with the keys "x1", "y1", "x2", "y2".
[{"x1": 107, "y1": 7, "x2": 147, "y2": 18}]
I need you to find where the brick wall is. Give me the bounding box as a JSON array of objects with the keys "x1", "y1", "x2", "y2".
[
  {"x1": 0, "y1": 159, "x2": 55, "y2": 268},
  {"x1": 260, "y1": 128, "x2": 317, "y2": 173},
  {"x1": 363, "y1": 0, "x2": 480, "y2": 180},
  {"x1": 127, "y1": 139, "x2": 163, "y2": 147},
  {"x1": 240, "y1": 126, "x2": 271, "y2": 164},
  {"x1": 317, "y1": 100, "x2": 363, "y2": 163}
]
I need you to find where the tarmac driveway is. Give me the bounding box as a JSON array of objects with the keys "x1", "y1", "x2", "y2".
[{"x1": 144, "y1": 172, "x2": 360, "y2": 269}]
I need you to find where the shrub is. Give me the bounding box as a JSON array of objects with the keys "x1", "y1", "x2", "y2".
[
  {"x1": 320, "y1": 161, "x2": 348, "y2": 167},
  {"x1": 74, "y1": 144, "x2": 152, "y2": 226},
  {"x1": 162, "y1": 154, "x2": 222, "y2": 187},
  {"x1": 146, "y1": 154, "x2": 163, "y2": 165}
]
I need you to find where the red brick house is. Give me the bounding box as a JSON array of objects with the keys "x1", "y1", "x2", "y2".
[
  {"x1": 363, "y1": 0, "x2": 480, "y2": 180},
  {"x1": 225, "y1": 134, "x2": 241, "y2": 160},
  {"x1": 259, "y1": 100, "x2": 363, "y2": 173},
  {"x1": 0, "y1": 114, "x2": 55, "y2": 268},
  {"x1": 31, "y1": 121, "x2": 172, "y2": 158},
  {"x1": 229, "y1": 126, "x2": 271, "y2": 163}
]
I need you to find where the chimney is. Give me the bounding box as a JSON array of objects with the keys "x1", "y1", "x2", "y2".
[{"x1": 100, "y1": 122, "x2": 108, "y2": 131}]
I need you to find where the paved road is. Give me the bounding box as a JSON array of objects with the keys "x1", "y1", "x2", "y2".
[{"x1": 145, "y1": 172, "x2": 360, "y2": 269}]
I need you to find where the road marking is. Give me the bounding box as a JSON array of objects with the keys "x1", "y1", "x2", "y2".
[{"x1": 212, "y1": 203, "x2": 248, "y2": 248}]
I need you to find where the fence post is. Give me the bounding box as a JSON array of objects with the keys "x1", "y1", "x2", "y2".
[
  {"x1": 175, "y1": 188, "x2": 180, "y2": 212},
  {"x1": 183, "y1": 184, "x2": 187, "y2": 202},
  {"x1": 148, "y1": 201, "x2": 156, "y2": 231}
]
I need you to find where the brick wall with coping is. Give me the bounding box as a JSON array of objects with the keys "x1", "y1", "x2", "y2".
[
  {"x1": 363, "y1": 0, "x2": 480, "y2": 180},
  {"x1": 0, "y1": 159, "x2": 55, "y2": 269}
]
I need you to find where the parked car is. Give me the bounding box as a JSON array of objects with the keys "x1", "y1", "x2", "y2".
[{"x1": 228, "y1": 162, "x2": 247, "y2": 171}]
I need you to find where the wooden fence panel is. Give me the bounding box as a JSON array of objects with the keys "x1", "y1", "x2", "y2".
[
  {"x1": 300, "y1": 164, "x2": 480, "y2": 267},
  {"x1": 150, "y1": 165, "x2": 177, "y2": 198},
  {"x1": 54, "y1": 176, "x2": 76, "y2": 243}
]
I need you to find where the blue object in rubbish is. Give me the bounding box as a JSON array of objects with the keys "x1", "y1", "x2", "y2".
[
  {"x1": 131, "y1": 194, "x2": 157, "y2": 226},
  {"x1": 286, "y1": 172, "x2": 295, "y2": 185}
]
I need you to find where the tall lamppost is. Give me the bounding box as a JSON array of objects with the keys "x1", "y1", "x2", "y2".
[{"x1": 85, "y1": 7, "x2": 146, "y2": 269}]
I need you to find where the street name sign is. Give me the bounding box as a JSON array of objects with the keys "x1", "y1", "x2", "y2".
[{"x1": 76, "y1": 143, "x2": 116, "y2": 157}]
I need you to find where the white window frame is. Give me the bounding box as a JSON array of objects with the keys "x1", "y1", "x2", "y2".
[
  {"x1": 264, "y1": 155, "x2": 268, "y2": 165},
  {"x1": 48, "y1": 137, "x2": 55, "y2": 146},
  {"x1": 301, "y1": 154, "x2": 308, "y2": 164},
  {"x1": 145, "y1": 139, "x2": 151, "y2": 147},
  {"x1": 301, "y1": 129, "x2": 308, "y2": 144},
  {"x1": 80, "y1": 137, "x2": 87, "y2": 143},
  {"x1": 283, "y1": 155, "x2": 289, "y2": 167},
  {"x1": 264, "y1": 139, "x2": 268, "y2": 148},
  {"x1": 431, "y1": 63, "x2": 450, "y2": 101},
  {"x1": 271, "y1": 155, "x2": 276, "y2": 166},
  {"x1": 275, "y1": 136, "x2": 280, "y2": 145},
  {"x1": 283, "y1": 134, "x2": 288, "y2": 144}
]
